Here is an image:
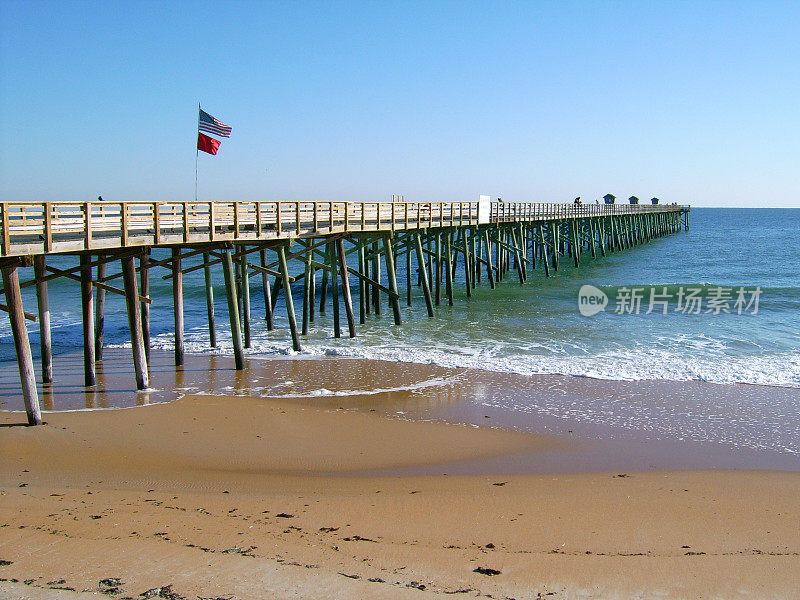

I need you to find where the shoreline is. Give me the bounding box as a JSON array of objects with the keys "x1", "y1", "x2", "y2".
[
  {"x1": 3, "y1": 343, "x2": 799, "y2": 399},
  {"x1": 2, "y1": 348, "x2": 799, "y2": 474}
]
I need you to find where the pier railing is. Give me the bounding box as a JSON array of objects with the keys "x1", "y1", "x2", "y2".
[
  {"x1": 491, "y1": 202, "x2": 687, "y2": 222},
  {"x1": 0, "y1": 200, "x2": 687, "y2": 257}
]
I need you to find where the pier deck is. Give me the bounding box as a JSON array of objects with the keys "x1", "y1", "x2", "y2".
[{"x1": 1, "y1": 200, "x2": 684, "y2": 256}]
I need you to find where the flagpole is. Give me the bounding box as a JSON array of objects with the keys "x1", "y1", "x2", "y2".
[{"x1": 195, "y1": 102, "x2": 200, "y2": 202}]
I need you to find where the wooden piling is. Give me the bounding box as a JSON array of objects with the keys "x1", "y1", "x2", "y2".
[
  {"x1": 239, "y1": 250, "x2": 251, "y2": 349},
  {"x1": 599, "y1": 220, "x2": 607, "y2": 256},
  {"x1": 371, "y1": 240, "x2": 381, "y2": 315},
  {"x1": 364, "y1": 245, "x2": 371, "y2": 316},
  {"x1": 80, "y1": 254, "x2": 95, "y2": 386},
  {"x1": 483, "y1": 230, "x2": 495, "y2": 289},
  {"x1": 32, "y1": 255, "x2": 53, "y2": 385},
  {"x1": 330, "y1": 242, "x2": 341, "y2": 338},
  {"x1": 472, "y1": 231, "x2": 479, "y2": 287},
  {"x1": 221, "y1": 248, "x2": 245, "y2": 370},
  {"x1": 434, "y1": 233, "x2": 441, "y2": 305},
  {"x1": 572, "y1": 221, "x2": 580, "y2": 267},
  {"x1": 94, "y1": 259, "x2": 106, "y2": 362},
  {"x1": 358, "y1": 245, "x2": 367, "y2": 324},
  {"x1": 495, "y1": 233, "x2": 502, "y2": 280},
  {"x1": 415, "y1": 234, "x2": 434, "y2": 317},
  {"x1": 406, "y1": 236, "x2": 412, "y2": 306},
  {"x1": 270, "y1": 275, "x2": 282, "y2": 314},
  {"x1": 203, "y1": 252, "x2": 217, "y2": 347},
  {"x1": 139, "y1": 250, "x2": 151, "y2": 365},
  {"x1": 319, "y1": 244, "x2": 329, "y2": 314},
  {"x1": 445, "y1": 232, "x2": 454, "y2": 306},
  {"x1": 171, "y1": 248, "x2": 184, "y2": 366},
  {"x1": 383, "y1": 235, "x2": 402, "y2": 325},
  {"x1": 474, "y1": 233, "x2": 481, "y2": 284},
  {"x1": 121, "y1": 255, "x2": 149, "y2": 390},
  {"x1": 336, "y1": 238, "x2": 356, "y2": 338},
  {"x1": 308, "y1": 247, "x2": 316, "y2": 324},
  {"x1": 423, "y1": 236, "x2": 430, "y2": 288},
  {"x1": 259, "y1": 248, "x2": 275, "y2": 330},
  {"x1": 278, "y1": 244, "x2": 302, "y2": 351},
  {"x1": 302, "y1": 242, "x2": 311, "y2": 336},
  {"x1": 1, "y1": 261, "x2": 42, "y2": 425},
  {"x1": 510, "y1": 227, "x2": 524, "y2": 284},
  {"x1": 463, "y1": 229, "x2": 472, "y2": 297},
  {"x1": 539, "y1": 225, "x2": 550, "y2": 278},
  {"x1": 501, "y1": 229, "x2": 507, "y2": 279}
]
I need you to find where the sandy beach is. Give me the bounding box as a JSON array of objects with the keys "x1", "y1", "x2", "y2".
[{"x1": 1, "y1": 367, "x2": 800, "y2": 600}]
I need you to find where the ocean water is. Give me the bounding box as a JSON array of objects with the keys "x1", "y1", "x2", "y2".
[{"x1": 1, "y1": 208, "x2": 799, "y2": 388}]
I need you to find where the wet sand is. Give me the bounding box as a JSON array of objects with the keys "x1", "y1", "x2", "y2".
[
  {"x1": 2, "y1": 348, "x2": 798, "y2": 473},
  {"x1": 1, "y1": 352, "x2": 799, "y2": 598}
]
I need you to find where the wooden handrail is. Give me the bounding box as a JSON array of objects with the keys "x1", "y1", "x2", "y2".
[{"x1": 0, "y1": 199, "x2": 688, "y2": 257}]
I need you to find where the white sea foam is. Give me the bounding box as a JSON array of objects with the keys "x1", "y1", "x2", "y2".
[{"x1": 108, "y1": 328, "x2": 800, "y2": 389}]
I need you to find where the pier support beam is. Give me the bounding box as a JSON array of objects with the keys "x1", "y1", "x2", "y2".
[
  {"x1": 330, "y1": 242, "x2": 341, "y2": 338},
  {"x1": 94, "y1": 259, "x2": 106, "y2": 362},
  {"x1": 383, "y1": 235, "x2": 402, "y2": 325},
  {"x1": 406, "y1": 236, "x2": 412, "y2": 306},
  {"x1": 463, "y1": 229, "x2": 472, "y2": 297},
  {"x1": 302, "y1": 242, "x2": 312, "y2": 336},
  {"x1": 308, "y1": 246, "x2": 316, "y2": 324},
  {"x1": 278, "y1": 244, "x2": 302, "y2": 351},
  {"x1": 371, "y1": 240, "x2": 381, "y2": 315},
  {"x1": 139, "y1": 250, "x2": 151, "y2": 365},
  {"x1": 171, "y1": 248, "x2": 184, "y2": 366},
  {"x1": 121, "y1": 255, "x2": 149, "y2": 390},
  {"x1": 511, "y1": 227, "x2": 525, "y2": 283},
  {"x1": 239, "y1": 249, "x2": 251, "y2": 349},
  {"x1": 1, "y1": 261, "x2": 42, "y2": 425},
  {"x1": 484, "y1": 230, "x2": 495, "y2": 289},
  {"x1": 80, "y1": 254, "x2": 95, "y2": 387},
  {"x1": 203, "y1": 253, "x2": 217, "y2": 347},
  {"x1": 319, "y1": 244, "x2": 329, "y2": 314},
  {"x1": 259, "y1": 248, "x2": 274, "y2": 330},
  {"x1": 434, "y1": 233, "x2": 441, "y2": 305},
  {"x1": 539, "y1": 226, "x2": 550, "y2": 278},
  {"x1": 221, "y1": 249, "x2": 245, "y2": 370},
  {"x1": 336, "y1": 238, "x2": 357, "y2": 338},
  {"x1": 414, "y1": 234, "x2": 434, "y2": 317},
  {"x1": 358, "y1": 245, "x2": 367, "y2": 323},
  {"x1": 572, "y1": 221, "x2": 580, "y2": 267},
  {"x1": 33, "y1": 255, "x2": 52, "y2": 385},
  {"x1": 445, "y1": 232, "x2": 454, "y2": 306}
]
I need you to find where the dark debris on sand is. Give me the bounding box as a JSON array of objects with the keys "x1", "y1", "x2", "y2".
[
  {"x1": 137, "y1": 585, "x2": 187, "y2": 599},
  {"x1": 99, "y1": 578, "x2": 123, "y2": 595}
]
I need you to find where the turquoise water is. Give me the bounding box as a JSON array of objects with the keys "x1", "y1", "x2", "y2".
[{"x1": 2, "y1": 208, "x2": 799, "y2": 387}]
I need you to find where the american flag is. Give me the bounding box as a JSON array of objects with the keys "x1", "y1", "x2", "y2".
[{"x1": 198, "y1": 109, "x2": 232, "y2": 138}]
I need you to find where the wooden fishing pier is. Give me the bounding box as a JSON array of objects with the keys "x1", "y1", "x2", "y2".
[{"x1": 1, "y1": 198, "x2": 689, "y2": 425}]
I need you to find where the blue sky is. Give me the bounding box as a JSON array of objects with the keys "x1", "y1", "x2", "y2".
[{"x1": 1, "y1": 1, "x2": 798, "y2": 206}]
